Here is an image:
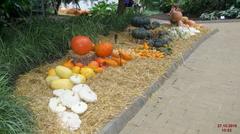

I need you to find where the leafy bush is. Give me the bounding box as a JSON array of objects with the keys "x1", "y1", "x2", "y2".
[
  {"x1": 0, "y1": 11, "x2": 135, "y2": 133},
  {"x1": 90, "y1": 1, "x2": 117, "y2": 16},
  {"x1": 200, "y1": 6, "x2": 240, "y2": 20},
  {"x1": 159, "y1": 0, "x2": 177, "y2": 13},
  {"x1": 0, "y1": 0, "x2": 31, "y2": 18},
  {"x1": 180, "y1": 0, "x2": 239, "y2": 17}
]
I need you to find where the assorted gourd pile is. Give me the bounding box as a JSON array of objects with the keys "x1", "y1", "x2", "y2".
[
  {"x1": 134, "y1": 42, "x2": 165, "y2": 59},
  {"x1": 130, "y1": 14, "x2": 202, "y2": 58},
  {"x1": 45, "y1": 35, "x2": 135, "y2": 131}
]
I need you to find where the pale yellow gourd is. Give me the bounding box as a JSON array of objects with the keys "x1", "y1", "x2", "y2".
[
  {"x1": 72, "y1": 66, "x2": 81, "y2": 74},
  {"x1": 50, "y1": 79, "x2": 73, "y2": 90},
  {"x1": 55, "y1": 65, "x2": 73, "y2": 78},
  {"x1": 80, "y1": 67, "x2": 95, "y2": 79},
  {"x1": 46, "y1": 76, "x2": 60, "y2": 85}
]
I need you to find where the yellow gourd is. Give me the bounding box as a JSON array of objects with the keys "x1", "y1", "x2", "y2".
[
  {"x1": 80, "y1": 67, "x2": 95, "y2": 79},
  {"x1": 55, "y1": 65, "x2": 73, "y2": 78},
  {"x1": 72, "y1": 66, "x2": 81, "y2": 74},
  {"x1": 48, "y1": 68, "x2": 56, "y2": 76},
  {"x1": 50, "y1": 79, "x2": 73, "y2": 90},
  {"x1": 46, "y1": 76, "x2": 60, "y2": 85}
]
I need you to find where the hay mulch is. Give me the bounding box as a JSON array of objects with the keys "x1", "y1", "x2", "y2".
[{"x1": 15, "y1": 26, "x2": 209, "y2": 134}]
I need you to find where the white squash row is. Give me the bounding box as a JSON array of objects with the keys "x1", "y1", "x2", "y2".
[{"x1": 48, "y1": 84, "x2": 97, "y2": 131}]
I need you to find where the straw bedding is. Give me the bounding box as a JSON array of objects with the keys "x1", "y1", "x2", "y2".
[{"x1": 15, "y1": 26, "x2": 209, "y2": 134}]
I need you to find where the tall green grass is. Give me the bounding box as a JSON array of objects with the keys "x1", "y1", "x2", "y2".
[{"x1": 0, "y1": 10, "x2": 136, "y2": 134}]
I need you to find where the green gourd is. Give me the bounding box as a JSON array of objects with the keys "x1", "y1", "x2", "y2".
[
  {"x1": 132, "y1": 28, "x2": 151, "y2": 39},
  {"x1": 131, "y1": 16, "x2": 151, "y2": 27}
]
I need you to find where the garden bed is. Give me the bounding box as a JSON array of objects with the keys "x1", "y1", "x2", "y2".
[{"x1": 15, "y1": 25, "x2": 210, "y2": 134}]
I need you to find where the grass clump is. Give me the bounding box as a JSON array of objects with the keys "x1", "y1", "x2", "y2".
[{"x1": 0, "y1": 10, "x2": 136, "y2": 133}]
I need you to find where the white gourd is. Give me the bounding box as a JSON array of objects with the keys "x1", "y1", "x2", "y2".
[
  {"x1": 70, "y1": 74, "x2": 86, "y2": 84},
  {"x1": 72, "y1": 84, "x2": 97, "y2": 103},
  {"x1": 57, "y1": 111, "x2": 81, "y2": 131},
  {"x1": 71, "y1": 101, "x2": 88, "y2": 114},
  {"x1": 48, "y1": 97, "x2": 66, "y2": 113},
  {"x1": 59, "y1": 92, "x2": 80, "y2": 108}
]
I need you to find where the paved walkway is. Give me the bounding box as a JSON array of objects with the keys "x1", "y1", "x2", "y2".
[{"x1": 120, "y1": 22, "x2": 240, "y2": 134}]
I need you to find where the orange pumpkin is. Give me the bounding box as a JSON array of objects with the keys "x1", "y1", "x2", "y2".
[
  {"x1": 71, "y1": 35, "x2": 94, "y2": 55},
  {"x1": 88, "y1": 61, "x2": 99, "y2": 69},
  {"x1": 63, "y1": 59, "x2": 74, "y2": 68},
  {"x1": 95, "y1": 41, "x2": 113, "y2": 57},
  {"x1": 171, "y1": 10, "x2": 183, "y2": 22}
]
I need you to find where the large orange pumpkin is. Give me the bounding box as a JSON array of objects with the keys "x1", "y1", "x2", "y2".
[
  {"x1": 71, "y1": 35, "x2": 94, "y2": 55},
  {"x1": 171, "y1": 10, "x2": 183, "y2": 22},
  {"x1": 95, "y1": 41, "x2": 113, "y2": 57}
]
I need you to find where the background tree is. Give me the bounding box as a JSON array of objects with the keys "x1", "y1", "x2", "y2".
[{"x1": 117, "y1": 0, "x2": 126, "y2": 15}]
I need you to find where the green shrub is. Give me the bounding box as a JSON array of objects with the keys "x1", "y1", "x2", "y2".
[
  {"x1": 200, "y1": 6, "x2": 240, "y2": 20},
  {"x1": 180, "y1": 0, "x2": 239, "y2": 17},
  {"x1": 159, "y1": 0, "x2": 177, "y2": 13}
]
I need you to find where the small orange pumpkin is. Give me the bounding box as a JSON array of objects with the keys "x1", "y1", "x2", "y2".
[
  {"x1": 95, "y1": 41, "x2": 113, "y2": 57},
  {"x1": 95, "y1": 58, "x2": 106, "y2": 67},
  {"x1": 63, "y1": 59, "x2": 75, "y2": 68},
  {"x1": 88, "y1": 61, "x2": 99, "y2": 69}
]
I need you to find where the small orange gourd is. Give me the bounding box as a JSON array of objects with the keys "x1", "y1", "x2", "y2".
[
  {"x1": 94, "y1": 67, "x2": 104, "y2": 73},
  {"x1": 75, "y1": 62, "x2": 84, "y2": 68},
  {"x1": 88, "y1": 61, "x2": 99, "y2": 69},
  {"x1": 63, "y1": 59, "x2": 74, "y2": 68},
  {"x1": 105, "y1": 59, "x2": 118, "y2": 67},
  {"x1": 111, "y1": 57, "x2": 127, "y2": 66},
  {"x1": 120, "y1": 52, "x2": 133, "y2": 61}
]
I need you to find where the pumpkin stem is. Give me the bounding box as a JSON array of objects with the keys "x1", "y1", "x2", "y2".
[
  {"x1": 114, "y1": 34, "x2": 118, "y2": 44},
  {"x1": 118, "y1": 49, "x2": 122, "y2": 66}
]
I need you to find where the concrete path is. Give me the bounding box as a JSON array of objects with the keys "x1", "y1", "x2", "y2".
[{"x1": 120, "y1": 22, "x2": 240, "y2": 134}]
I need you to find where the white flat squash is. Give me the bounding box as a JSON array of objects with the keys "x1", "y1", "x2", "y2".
[
  {"x1": 59, "y1": 92, "x2": 80, "y2": 108},
  {"x1": 57, "y1": 111, "x2": 81, "y2": 131},
  {"x1": 71, "y1": 101, "x2": 88, "y2": 114},
  {"x1": 48, "y1": 97, "x2": 66, "y2": 113},
  {"x1": 72, "y1": 84, "x2": 97, "y2": 103},
  {"x1": 53, "y1": 89, "x2": 73, "y2": 97}
]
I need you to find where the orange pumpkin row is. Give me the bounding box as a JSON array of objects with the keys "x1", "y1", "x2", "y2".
[{"x1": 71, "y1": 35, "x2": 113, "y2": 57}]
